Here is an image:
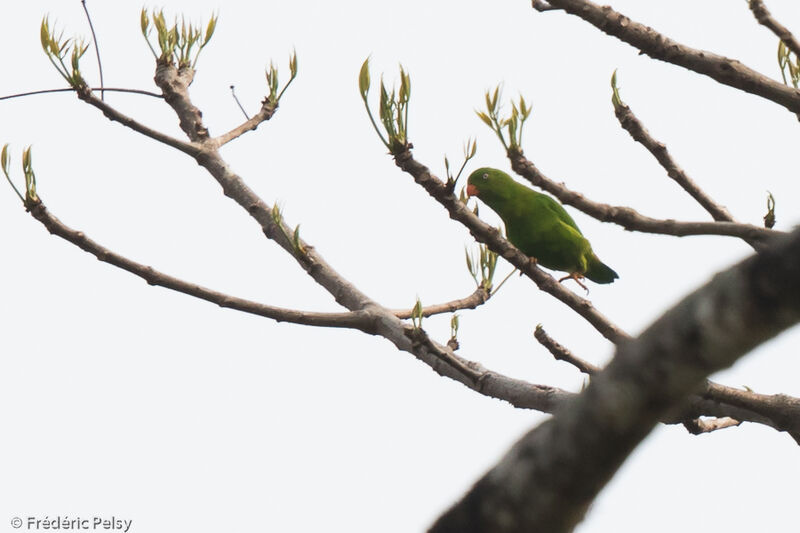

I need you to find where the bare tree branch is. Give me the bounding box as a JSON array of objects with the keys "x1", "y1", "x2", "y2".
[
  {"x1": 532, "y1": 325, "x2": 797, "y2": 436},
  {"x1": 19, "y1": 196, "x2": 800, "y2": 438},
  {"x1": 80, "y1": 0, "x2": 105, "y2": 100},
  {"x1": 538, "y1": 0, "x2": 800, "y2": 114},
  {"x1": 94, "y1": 61, "x2": 581, "y2": 412},
  {"x1": 76, "y1": 86, "x2": 199, "y2": 156},
  {"x1": 749, "y1": 0, "x2": 800, "y2": 59},
  {"x1": 26, "y1": 202, "x2": 370, "y2": 329},
  {"x1": 534, "y1": 325, "x2": 599, "y2": 375},
  {"x1": 0, "y1": 87, "x2": 163, "y2": 101},
  {"x1": 508, "y1": 150, "x2": 779, "y2": 246},
  {"x1": 702, "y1": 381, "x2": 800, "y2": 430},
  {"x1": 612, "y1": 97, "x2": 735, "y2": 223},
  {"x1": 214, "y1": 99, "x2": 278, "y2": 147},
  {"x1": 393, "y1": 288, "x2": 490, "y2": 319},
  {"x1": 432, "y1": 227, "x2": 800, "y2": 533}
]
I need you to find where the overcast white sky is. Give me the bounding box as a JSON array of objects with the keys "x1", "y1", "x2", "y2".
[{"x1": 2, "y1": 1, "x2": 800, "y2": 532}]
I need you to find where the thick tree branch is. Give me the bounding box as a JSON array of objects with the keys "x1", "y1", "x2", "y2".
[
  {"x1": 509, "y1": 150, "x2": 780, "y2": 245},
  {"x1": 538, "y1": 0, "x2": 800, "y2": 114},
  {"x1": 612, "y1": 99, "x2": 735, "y2": 223},
  {"x1": 432, "y1": 228, "x2": 800, "y2": 533},
  {"x1": 532, "y1": 325, "x2": 800, "y2": 436},
  {"x1": 749, "y1": 0, "x2": 800, "y2": 59}
]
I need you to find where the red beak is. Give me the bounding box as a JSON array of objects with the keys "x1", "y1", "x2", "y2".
[{"x1": 466, "y1": 184, "x2": 479, "y2": 197}]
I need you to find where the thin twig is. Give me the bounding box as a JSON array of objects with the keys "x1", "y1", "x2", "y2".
[
  {"x1": 613, "y1": 98, "x2": 736, "y2": 223},
  {"x1": 749, "y1": 0, "x2": 800, "y2": 59},
  {"x1": 229, "y1": 85, "x2": 250, "y2": 119},
  {"x1": 76, "y1": 87, "x2": 199, "y2": 157},
  {"x1": 214, "y1": 99, "x2": 277, "y2": 147},
  {"x1": 27, "y1": 202, "x2": 369, "y2": 329},
  {"x1": 539, "y1": 0, "x2": 800, "y2": 114},
  {"x1": 81, "y1": 0, "x2": 105, "y2": 101},
  {"x1": 0, "y1": 87, "x2": 163, "y2": 101},
  {"x1": 534, "y1": 325, "x2": 600, "y2": 375},
  {"x1": 392, "y1": 288, "x2": 490, "y2": 319},
  {"x1": 490, "y1": 267, "x2": 517, "y2": 296},
  {"x1": 509, "y1": 150, "x2": 779, "y2": 248}
]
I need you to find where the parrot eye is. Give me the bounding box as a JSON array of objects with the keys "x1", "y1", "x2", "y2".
[{"x1": 482, "y1": 173, "x2": 488, "y2": 180}]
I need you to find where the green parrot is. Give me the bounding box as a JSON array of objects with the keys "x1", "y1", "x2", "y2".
[{"x1": 466, "y1": 167, "x2": 618, "y2": 289}]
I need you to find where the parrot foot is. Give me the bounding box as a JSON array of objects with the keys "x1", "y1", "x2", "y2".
[{"x1": 558, "y1": 272, "x2": 589, "y2": 294}]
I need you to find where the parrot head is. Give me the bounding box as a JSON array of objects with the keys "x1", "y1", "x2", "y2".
[{"x1": 466, "y1": 167, "x2": 516, "y2": 204}]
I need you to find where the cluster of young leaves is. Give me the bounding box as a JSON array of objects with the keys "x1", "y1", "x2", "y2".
[
  {"x1": 764, "y1": 191, "x2": 776, "y2": 229},
  {"x1": 140, "y1": 9, "x2": 217, "y2": 69},
  {"x1": 359, "y1": 58, "x2": 411, "y2": 153},
  {"x1": 610, "y1": 69, "x2": 624, "y2": 109},
  {"x1": 476, "y1": 86, "x2": 532, "y2": 153},
  {"x1": 778, "y1": 41, "x2": 800, "y2": 88},
  {"x1": 40, "y1": 17, "x2": 89, "y2": 88},
  {"x1": 465, "y1": 244, "x2": 498, "y2": 291},
  {"x1": 270, "y1": 202, "x2": 306, "y2": 256},
  {"x1": 1, "y1": 145, "x2": 39, "y2": 209},
  {"x1": 410, "y1": 296, "x2": 424, "y2": 331},
  {"x1": 444, "y1": 138, "x2": 477, "y2": 193},
  {"x1": 265, "y1": 52, "x2": 299, "y2": 106}
]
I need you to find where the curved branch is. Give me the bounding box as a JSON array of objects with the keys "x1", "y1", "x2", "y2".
[
  {"x1": 534, "y1": 325, "x2": 600, "y2": 375},
  {"x1": 509, "y1": 150, "x2": 780, "y2": 246},
  {"x1": 749, "y1": 0, "x2": 800, "y2": 59},
  {"x1": 81, "y1": 0, "x2": 105, "y2": 100},
  {"x1": 27, "y1": 201, "x2": 368, "y2": 329},
  {"x1": 539, "y1": 0, "x2": 800, "y2": 114},
  {"x1": 432, "y1": 227, "x2": 800, "y2": 532},
  {"x1": 0, "y1": 87, "x2": 163, "y2": 101}
]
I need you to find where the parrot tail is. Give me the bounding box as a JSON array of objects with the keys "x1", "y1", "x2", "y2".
[{"x1": 585, "y1": 254, "x2": 619, "y2": 284}]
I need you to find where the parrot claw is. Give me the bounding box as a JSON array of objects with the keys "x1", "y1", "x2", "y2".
[{"x1": 558, "y1": 273, "x2": 589, "y2": 294}]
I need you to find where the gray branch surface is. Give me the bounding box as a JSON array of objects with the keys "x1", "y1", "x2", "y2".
[
  {"x1": 539, "y1": 0, "x2": 800, "y2": 114},
  {"x1": 431, "y1": 228, "x2": 800, "y2": 532}
]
